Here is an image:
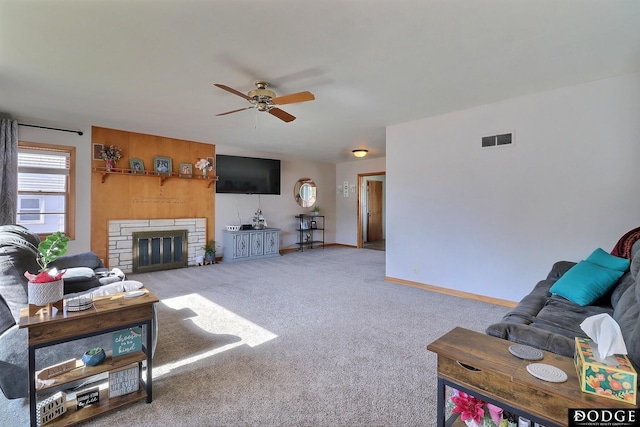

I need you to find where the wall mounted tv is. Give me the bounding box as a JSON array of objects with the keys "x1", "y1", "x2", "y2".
[{"x1": 215, "y1": 155, "x2": 281, "y2": 195}]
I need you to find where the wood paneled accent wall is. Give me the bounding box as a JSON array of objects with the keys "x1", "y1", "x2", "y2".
[{"x1": 91, "y1": 126, "x2": 215, "y2": 265}]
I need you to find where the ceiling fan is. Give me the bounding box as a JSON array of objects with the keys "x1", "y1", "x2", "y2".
[{"x1": 214, "y1": 80, "x2": 315, "y2": 123}]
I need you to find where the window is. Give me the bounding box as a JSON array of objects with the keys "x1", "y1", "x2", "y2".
[
  {"x1": 17, "y1": 142, "x2": 75, "y2": 239},
  {"x1": 17, "y1": 196, "x2": 44, "y2": 223}
]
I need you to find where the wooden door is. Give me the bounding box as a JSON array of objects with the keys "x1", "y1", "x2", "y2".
[{"x1": 366, "y1": 180, "x2": 383, "y2": 242}]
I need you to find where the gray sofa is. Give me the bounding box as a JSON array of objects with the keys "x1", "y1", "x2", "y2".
[
  {"x1": 0, "y1": 225, "x2": 151, "y2": 399},
  {"x1": 487, "y1": 243, "x2": 640, "y2": 371}
]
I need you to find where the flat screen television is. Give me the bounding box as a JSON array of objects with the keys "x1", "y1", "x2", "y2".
[{"x1": 215, "y1": 155, "x2": 281, "y2": 195}]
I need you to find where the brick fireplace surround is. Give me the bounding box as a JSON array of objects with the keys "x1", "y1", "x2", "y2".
[{"x1": 108, "y1": 218, "x2": 206, "y2": 273}]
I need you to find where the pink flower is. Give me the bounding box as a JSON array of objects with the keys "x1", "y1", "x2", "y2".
[
  {"x1": 451, "y1": 391, "x2": 486, "y2": 424},
  {"x1": 487, "y1": 403, "x2": 503, "y2": 425}
]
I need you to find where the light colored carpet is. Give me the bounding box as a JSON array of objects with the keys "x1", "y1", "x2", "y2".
[{"x1": 1, "y1": 247, "x2": 509, "y2": 426}]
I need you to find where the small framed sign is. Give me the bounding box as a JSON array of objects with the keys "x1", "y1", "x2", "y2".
[
  {"x1": 112, "y1": 327, "x2": 142, "y2": 357},
  {"x1": 76, "y1": 386, "x2": 100, "y2": 410},
  {"x1": 109, "y1": 364, "x2": 139, "y2": 398},
  {"x1": 310, "y1": 220, "x2": 317, "y2": 229},
  {"x1": 37, "y1": 391, "x2": 66, "y2": 425}
]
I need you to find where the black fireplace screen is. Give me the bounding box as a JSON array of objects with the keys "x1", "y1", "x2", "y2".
[{"x1": 132, "y1": 230, "x2": 188, "y2": 273}]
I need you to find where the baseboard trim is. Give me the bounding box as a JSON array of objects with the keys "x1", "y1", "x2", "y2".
[
  {"x1": 385, "y1": 276, "x2": 518, "y2": 308},
  {"x1": 279, "y1": 243, "x2": 355, "y2": 255}
]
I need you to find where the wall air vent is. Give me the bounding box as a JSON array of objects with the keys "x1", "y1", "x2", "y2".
[{"x1": 482, "y1": 132, "x2": 513, "y2": 148}]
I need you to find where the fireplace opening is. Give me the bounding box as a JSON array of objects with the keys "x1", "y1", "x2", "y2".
[{"x1": 132, "y1": 230, "x2": 188, "y2": 273}]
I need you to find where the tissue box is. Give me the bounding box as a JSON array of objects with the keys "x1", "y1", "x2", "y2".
[{"x1": 574, "y1": 337, "x2": 637, "y2": 404}]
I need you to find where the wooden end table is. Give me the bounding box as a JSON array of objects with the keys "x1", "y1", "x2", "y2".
[
  {"x1": 19, "y1": 290, "x2": 159, "y2": 427},
  {"x1": 427, "y1": 327, "x2": 634, "y2": 427}
]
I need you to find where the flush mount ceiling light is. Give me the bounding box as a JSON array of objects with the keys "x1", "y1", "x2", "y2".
[{"x1": 352, "y1": 149, "x2": 368, "y2": 158}]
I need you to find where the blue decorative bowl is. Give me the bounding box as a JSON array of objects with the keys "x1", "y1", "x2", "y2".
[{"x1": 82, "y1": 348, "x2": 106, "y2": 366}]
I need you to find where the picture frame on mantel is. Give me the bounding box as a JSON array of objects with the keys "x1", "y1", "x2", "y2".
[
  {"x1": 153, "y1": 156, "x2": 172, "y2": 176},
  {"x1": 129, "y1": 158, "x2": 144, "y2": 174},
  {"x1": 179, "y1": 163, "x2": 192, "y2": 178}
]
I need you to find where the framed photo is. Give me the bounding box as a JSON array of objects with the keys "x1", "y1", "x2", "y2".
[
  {"x1": 207, "y1": 157, "x2": 215, "y2": 173},
  {"x1": 310, "y1": 220, "x2": 317, "y2": 229},
  {"x1": 92, "y1": 144, "x2": 104, "y2": 160},
  {"x1": 153, "y1": 156, "x2": 172, "y2": 176},
  {"x1": 129, "y1": 158, "x2": 145, "y2": 174},
  {"x1": 179, "y1": 163, "x2": 193, "y2": 177},
  {"x1": 301, "y1": 221, "x2": 309, "y2": 230}
]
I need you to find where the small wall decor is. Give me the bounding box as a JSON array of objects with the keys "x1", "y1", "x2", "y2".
[
  {"x1": 129, "y1": 158, "x2": 145, "y2": 174},
  {"x1": 179, "y1": 163, "x2": 193, "y2": 177},
  {"x1": 310, "y1": 220, "x2": 317, "y2": 229},
  {"x1": 92, "y1": 143, "x2": 104, "y2": 160},
  {"x1": 154, "y1": 156, "x2": 172, "y2": 176}
]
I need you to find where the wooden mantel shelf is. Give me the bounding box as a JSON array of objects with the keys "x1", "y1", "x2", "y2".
[{"x1": 92, "y1": 167, "x2": 219, "y2": 187}]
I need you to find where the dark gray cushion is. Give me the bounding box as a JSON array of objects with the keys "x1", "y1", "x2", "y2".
[{"x1": 612, "y1": 280, "x2": 640, "y2": 369}]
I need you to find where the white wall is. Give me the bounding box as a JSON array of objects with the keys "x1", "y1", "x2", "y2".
[
  {"x1": 18, "y1": 125, "x2": 93, "y2": 255},
  {"x1": 214, "y1": 145, "x2": 336, "y2": 252},
  {"x1": 335, "y1": 157, "x2": 386, "y2": 246},
  {"x1": 386, "y1": 72, "x2": 640, "y2": 302}
]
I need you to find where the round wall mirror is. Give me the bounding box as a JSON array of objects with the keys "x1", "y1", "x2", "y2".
[{"x1": 294, "y1": 177, "x2": 317, "y2": 208}]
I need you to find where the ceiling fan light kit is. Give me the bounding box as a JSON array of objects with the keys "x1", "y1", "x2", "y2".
[
  {"x1": 352, "y1": 149, "x2": 368, "y2": 158},
  {"x1": 215, "y1": 80, "x2": 315, "y2": 123}
]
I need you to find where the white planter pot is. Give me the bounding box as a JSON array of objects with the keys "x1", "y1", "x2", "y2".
[{"x1": 28, "y1": 279, "x2": 64, "y2": 306}]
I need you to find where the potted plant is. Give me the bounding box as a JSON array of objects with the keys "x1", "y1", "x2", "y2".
[
  {"x1": 202, "y1": 240, "x2": 217, "y2": 264},
  {"x1": 195, "y1": 158, "x2": 213, "y2": 178},
  {"x1": 82, "y1": 346, "x2": 106, "y2": 366},
  {"x1": 310, "y1": 205, "x2": 321, "y2": 215},
  {"x1": 24, "y1": 232, "x2": 69, "y2": 310},
  {"x1": 100, "y1": 144, "x2": 122, "y2": 171}
]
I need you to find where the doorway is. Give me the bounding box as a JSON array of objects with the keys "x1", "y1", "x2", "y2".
[{"x1": 357, "y1": 172, "x2": 385, "y2": 250}]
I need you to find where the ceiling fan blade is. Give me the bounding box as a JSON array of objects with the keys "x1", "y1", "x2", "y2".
[
  {"x1": 214, "y1": 83, "x2": 252, "y2": 101},
  {"x1": 216, "y1": 106, "x2": 253, "y2": 116},
  {"x1": 268, "y1": 108, "x2": 296, "y2": 123},
  {"x1": 271, "y1": 91, "x2": 315, "y2": 105}
]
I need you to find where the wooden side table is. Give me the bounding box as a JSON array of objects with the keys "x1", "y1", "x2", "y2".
[
  {"x1": 427, "y1": 327, "x2": 633, "y2": 427},
  {"x1": 19, "y1": 290, "x2": 159, "y2": 427}
]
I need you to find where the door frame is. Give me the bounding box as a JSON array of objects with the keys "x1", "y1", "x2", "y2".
[{"x1": 357, "y1": 171, "x2": 386, "y2": 248}]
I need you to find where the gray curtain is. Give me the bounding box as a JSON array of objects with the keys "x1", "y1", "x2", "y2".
[{"x1": 0, "y1": 118, "x2": 18, "y2": 225}]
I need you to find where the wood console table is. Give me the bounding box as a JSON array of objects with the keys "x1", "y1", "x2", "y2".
[
  {"x1": 19, "y1": 290, "x2": 159, "y2": 427},
  {"x1": 427, "y1": 327, "x2": 633, "y2": 427}
]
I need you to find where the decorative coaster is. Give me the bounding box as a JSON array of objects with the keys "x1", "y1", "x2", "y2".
[
  {"x1": 509, "y1": 344, "x2": 544, "y2": 361},
  {"x1": 526, "y1": 363, "x2": 568, "y2": 383}
]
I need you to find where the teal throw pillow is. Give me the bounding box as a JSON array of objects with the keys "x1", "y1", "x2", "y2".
[
  {"x1": 549, "y1": 260, "x2": 624, "y2": 306},
  {"x1": 585, "y1": 248, "x2": 630, "y2": 272}
]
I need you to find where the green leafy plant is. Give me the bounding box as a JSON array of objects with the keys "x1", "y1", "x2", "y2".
[
  {"x1": 86, "y1": 347, "x2": 103, "y2": 356},
  {"x1": 310, "y1": 205, "x2": 320, "y2": 214},
  {"x1": 24, "y1": 232, "x2": 69, "y2": 283},
  {"x1": 202, "y1": 240, "x2": 217, "y2": 256},
  {"x1": 36, "y1": 232, "x2": 70, "y2": 271}
]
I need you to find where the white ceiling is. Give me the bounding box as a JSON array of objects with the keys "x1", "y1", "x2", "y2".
[{"x1": 1, "y1": 1, "x2": 639, "y2": 164}]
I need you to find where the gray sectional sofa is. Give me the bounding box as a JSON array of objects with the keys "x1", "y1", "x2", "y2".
[{"x1": 487, "y1": 243, "x2": 640, "y2": 371}]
